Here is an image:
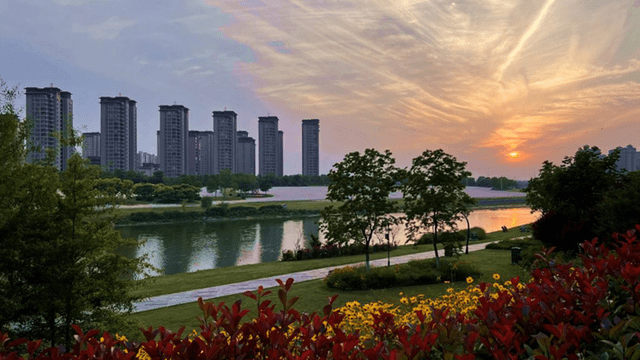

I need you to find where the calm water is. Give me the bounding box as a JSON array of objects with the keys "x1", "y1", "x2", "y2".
[{"x1": 118, "y1": 207, "x2": 538, "y2": 277}]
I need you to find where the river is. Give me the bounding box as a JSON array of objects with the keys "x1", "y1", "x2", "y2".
[{"x1": 118, "y1": 207, "x2": 538, "y2": 277}]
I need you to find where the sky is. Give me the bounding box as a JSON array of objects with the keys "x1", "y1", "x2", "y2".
[{"x1": 2, "y1": 0, "x2": 640, "y2": 179}]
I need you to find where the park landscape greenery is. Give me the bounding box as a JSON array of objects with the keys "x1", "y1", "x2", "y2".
[{"x1": 4, "y1": 72, "x2": 640, "y2": 358}]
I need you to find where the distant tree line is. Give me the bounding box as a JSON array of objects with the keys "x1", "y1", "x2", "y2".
[
  {"x1": 461, "y1": 176, "x2": 518, "y2": 190},
  {"x1": 100, "y1": 168, "x2": 330, "y2": 188}
]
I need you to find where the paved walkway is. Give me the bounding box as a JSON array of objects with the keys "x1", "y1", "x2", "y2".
[{"x1": 133, "y1": 242, "x2": 497, "y2": 313}]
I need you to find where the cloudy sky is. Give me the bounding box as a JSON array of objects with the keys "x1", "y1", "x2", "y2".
[{"x1": 2, "y1": 0, "x2": 640, "y2": 179}]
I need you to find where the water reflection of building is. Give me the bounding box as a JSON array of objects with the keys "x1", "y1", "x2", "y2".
[
  {"x1": 259, "y1": 219, "x2": 285, "y2": 263},
  {"x1": 205, "y1": 221, "x2": 252, "y2": 268},
  {"x1": 302, "y1": 218, "x2": 320, "y2": 246}
]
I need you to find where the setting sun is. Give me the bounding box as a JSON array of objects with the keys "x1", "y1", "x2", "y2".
[{"x1": 509, "y1": 152, "x2": 519, "y2": 159}]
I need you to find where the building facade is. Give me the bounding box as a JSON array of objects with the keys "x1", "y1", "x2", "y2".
[
  {"x1": 82, "y1": 132, "x2": 101, "y2": 159},
  {"x1": 158, "y1": 105, "x2": 189, "y2": 178},
  {"x1": 136, "y1": 151, "x2": 158, "y2": 170},
  {"x1": 100, "y1": 96, "x2": 137, "y2": 171},
  {"x1": 610, "y1": 145, "x2": 638, "y2": 172},
  {"x1": 213, "y1": 111, "x2": 237, "y2": 174},
  {"x1": 258, "y1": 116, "x2": 279, "y2": 176},
  {"x1": 187, "y1": 130, "x2": 214, "y2": 175},
  {"x1": 25, "y1": 86, "x2": 73, "y2": 171},
  {"x1": 236, "y1": 130, "x2": 256, "y2": 175},
  {"x1": 301, "y1": 119, "x2": 319, "y2": 176},
  {"x1": 277, "y1": 130, "x2": 284, "y2": 177}
]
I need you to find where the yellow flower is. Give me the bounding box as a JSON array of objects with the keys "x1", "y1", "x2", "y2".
[
  {"x1": 466, "y1": 276, "x2": 474, "y2": 284},
  {"x1": 493, "y1": 273, "x2": 500, "y2": 280},
  {"x1": 444, "y1": 280, "x2": 451, "y2": 284}
]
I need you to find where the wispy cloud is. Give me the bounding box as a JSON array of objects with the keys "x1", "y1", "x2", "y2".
[
  {"x1": 72, "y1": 16, "x2": 136, "y2": 40},
  {"x1": 204, "y1": 0, "x2": 640, "y2": 174}
]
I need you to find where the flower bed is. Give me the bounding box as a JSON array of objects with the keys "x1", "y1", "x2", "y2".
[{"x1": 3, "y1": 227, "x2": 640, "y2": 359}]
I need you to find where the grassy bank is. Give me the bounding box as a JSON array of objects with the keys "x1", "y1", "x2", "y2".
[
  {"x1": 130, "y1": 247, "x2": 530, "y2": 340},
  {"x1": 116, "y1": 197, "x2": 526, "y2": 224},
  {"x1": 132, "y1": 225, "x2": 527, "y2": 299}
]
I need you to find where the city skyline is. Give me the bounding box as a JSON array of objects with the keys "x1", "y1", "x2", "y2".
[{"x1": 3, "y1": 0, "x2": 640, "y2": 178}]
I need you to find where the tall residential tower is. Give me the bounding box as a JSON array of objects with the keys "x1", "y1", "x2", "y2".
[
  {"x1": 258, "y1": 116, "x2": 279, "y2": 176},
  {"x1": 236, "y1": 130, "x2": 256, "y2": 175},
  {"x1": 100, "y1": 96, "x2": 137, "y2": 171},
  {"x1": 302, "y1": 119, "x2": 319, "y2": 176},
  {"x1": 25, "y1": 86, "x2": 73, "y2": 171},
  {"x1": 158, "y1": 105, "x2": 189, "y2": 178},
  {"x1": 213, "y1": 111, "x2": 237, "y2": 174}
]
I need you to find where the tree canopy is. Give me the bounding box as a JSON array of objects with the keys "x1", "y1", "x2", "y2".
[
  {"x1": 0, "y1": 78, "x2": 152, "y2": 348},
  {"x1": 402, "y1": 149, "x2": 475, "y2": 267},
  {"x1": 320, "y1": 149, "x2": 399, "y2": 271},
  {"x1": 525, "y1": 145, "x2": 622, "y2": 251}
]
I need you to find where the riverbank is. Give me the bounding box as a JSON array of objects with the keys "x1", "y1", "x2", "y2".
[
  {"x1": 116, "y1": 197, "x2": 527, "y2": 226},
  {"x1": 129, "y1": 226, "x2": 534, "y2": 340},
  {"x1": 131, "y1": 225, "x2": 528, "y2": 299}
]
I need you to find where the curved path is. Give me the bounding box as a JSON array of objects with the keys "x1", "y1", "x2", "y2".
[{"x1": 133, "y1": 241, "x2": 498, "y2": 313}]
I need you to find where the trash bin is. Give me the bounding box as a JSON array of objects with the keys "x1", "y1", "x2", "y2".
[{"x1": 511, "y1": 247, "x2": 522, "y2": 264}]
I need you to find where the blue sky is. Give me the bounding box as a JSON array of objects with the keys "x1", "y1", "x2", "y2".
[{"x1": 2, "y1": 0, "x2": 640, "y2": 178}]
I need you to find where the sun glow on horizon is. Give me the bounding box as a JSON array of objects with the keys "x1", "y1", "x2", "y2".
[{"x1": 509, "y1": 152, "x2": 519, "y2": 159}]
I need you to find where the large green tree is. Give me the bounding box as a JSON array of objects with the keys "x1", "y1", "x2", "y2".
[
  {"x1": 401, "y1": 149, "x2": 475, "y2": 267},
  {"x1": 525, "y1": 145, "x2": 621, "y2": 251},
  {"x1": 0, "y1": 79, "x2": 152, "y2": 348},
  {"x1": 320, "y1": 149, "x2": 399, "y2": 271}
]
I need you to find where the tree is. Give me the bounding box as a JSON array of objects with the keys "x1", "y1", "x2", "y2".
[
  {"x1": 320, "y1": 149, "x2": 399, "y2": 271},
  {"x1": 0, "y1": 80, "x2": 152, "y2": 348},
  {"x1": 402, "y1": 149, "x2": 475, "y2": 267},
  {"x1": 525, "y1": 145, "x2": 621, "y2": 251},
  {"x1": 259, "y1": 174, "x2": 275, "y2": 194},
  {"x1": 218, "y1": 169, "x2": 237, "y2": 196}
]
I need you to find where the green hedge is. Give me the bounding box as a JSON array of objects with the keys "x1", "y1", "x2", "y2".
[
  {"x1": 484, "y1": 238, "x2": 542, "y2": 250},
  {"x1": 415, "y1": 227, "x2": 486, "y2": 245},
  {"x1": 325, "y1": 258, "x2": 481, "y2": 290}
]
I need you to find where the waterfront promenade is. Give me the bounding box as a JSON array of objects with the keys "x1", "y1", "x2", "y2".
[{"x1": 133, "y1": 241, "x2": 497, "y2": 313}]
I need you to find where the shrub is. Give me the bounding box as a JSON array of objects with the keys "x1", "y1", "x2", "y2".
[
  {"x1": 325, "y1": 257, "x2": 481, "y2": 290},
  {"x1": 280, "y1": 242, "x2": 396, "y2": 262},
  {"x1": 200, "y1": 196, "x2": 213, "y2": 210},
  {"x1": 484, "y1": 237, "x2": 542, "y2": 250}
]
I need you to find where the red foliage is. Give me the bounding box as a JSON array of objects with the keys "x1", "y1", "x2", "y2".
[{"x1": 3, "y1": 227, "x2": 640, "y2": 359}]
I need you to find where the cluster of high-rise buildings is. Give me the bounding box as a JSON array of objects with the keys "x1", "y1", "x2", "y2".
[
  {"x1": 609, "y1": 145, "x2": 640, "y2": 172},
  {"x1": 24, "y1": 85, "x2": 321, "y2": 177}
]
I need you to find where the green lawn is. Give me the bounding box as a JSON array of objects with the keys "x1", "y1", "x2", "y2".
[{"x1": 128, "y1": 247, "x2": 530, "y2": 341}]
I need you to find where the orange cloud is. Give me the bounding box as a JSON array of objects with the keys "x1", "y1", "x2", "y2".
[{"x1": 205, "y1": 0, "x2": 640, "y2": 177}]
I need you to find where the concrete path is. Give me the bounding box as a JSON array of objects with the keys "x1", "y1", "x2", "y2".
[{"x1": 133, "y1": 242, "x2": 496, "y2": 313}]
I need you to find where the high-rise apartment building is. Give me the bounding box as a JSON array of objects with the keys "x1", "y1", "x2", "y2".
[
  {"x1": 277, "y1": 130, "x2": 284, "y2": 177},
  {"x1": 136, "y1": 151, "x2": 158, "y2": 169},
  {"x1": 213, "y1": 110, "x2": 237, "y2": 174},
  {"x1": 158, "y1": 105, "x2": 189, "y2": 178},
  {"x1": 609, "y1": 145, "x2": 638, "y2": 172},
  {"x1": 82, "y1": 132, "x2": 101, "y2": 159},
  {"x1": 100, "y1": 96, "x2": 137, "y2": 171},
  {"x1": 25, "y1": 86, "x2": 73, "y2": 171},
  {"x1": 187, "y1": 130, "x2": 214, "y2": 175},
  {"x1": 259, "y1": 116, "x2": 279, "y2": 176},
  {"x1": 236, "y1": 130, "x2": 256, "y2": 175},
  {"x1": 302, "y1": 119, "x2": 320, "y2": 176}
]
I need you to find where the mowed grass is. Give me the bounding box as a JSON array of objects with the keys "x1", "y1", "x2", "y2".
[
  {"x1": 116, "y1": 197, "x2": 524, "y2": 218},
  {"x1": 132, "y1": 226, "x2": 528, "y2": 299},
  {"x1": 129, "y1": 248, "x2": 530, "y2": 340}
]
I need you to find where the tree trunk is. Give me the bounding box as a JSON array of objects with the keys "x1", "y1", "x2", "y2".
[{"x1": 433, "y1": 217, "x2": 440, "y2": 268}]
